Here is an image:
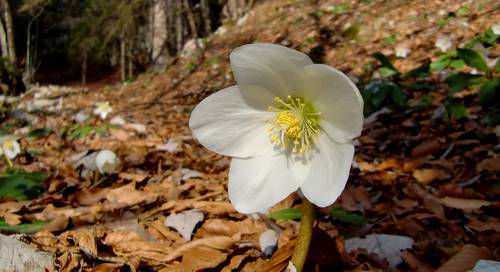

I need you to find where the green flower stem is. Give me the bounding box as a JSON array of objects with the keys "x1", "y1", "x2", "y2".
[
  {"x1": 94, "y1": 170, "x2": 100, "y2": 183},
  {"x1": 291, "y1": 198, "x2": 315, "y2": 272},
  {"x1": 3, "y1": 154, "x2": 13, "y2": 168}
]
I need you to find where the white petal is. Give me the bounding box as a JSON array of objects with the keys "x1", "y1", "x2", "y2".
[
  {"x1": 3, "y1": 140, "x2": 20, "y2": 159},
  {"x1": 189, "y1": 86, "x2": 274, "y2": 158},
  {"x1": 230, "y1": 43, "x2": 313, "y2": 104},
  {"x1": 96, "y1": 149, "x2": 120, "y2": 174},
  {"x1": 228, "y1": 150, "x2": 303, "y2": 213},
  {"x1": 300, "y1": 133, "x2": 354, "y2": 207},
  {"x1": 303, "y1": 64, "x2": 364, "y2": 143}
]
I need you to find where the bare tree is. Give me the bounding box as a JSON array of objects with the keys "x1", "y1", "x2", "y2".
[
  {"x1": 0, "y1": 17, "x2": 7, "y2": 58},
  {"x1": 151, "y1": 0, "x2": 168, "y2": 67},
  {"x1": 0, "y1": 0, "x2": 16, "y2": 64},
  {"x1": 200, "y1": 0, "x2": 211, "y2": 36}
]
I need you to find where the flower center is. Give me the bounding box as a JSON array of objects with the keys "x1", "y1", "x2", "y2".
[
  {"x1": 98, "y1": 103, "x2": 110, "y2": 113},
  {"x1": 267, "y1": 96, "x2": 320, "y2": 153},
  {"x1": 3, "y1": 141, "x2": 13, "y2": 150}
]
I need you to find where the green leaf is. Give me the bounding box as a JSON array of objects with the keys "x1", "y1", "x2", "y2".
[
  {"x1": 383, "y1": 33, "x2": 397, "y2": 45},
  {"x1": 27, "y1": 128, "x2": 53, "y2": 139},
  {"x1": 400, "y1": 82, "x2": 434, "y2": 90},
  {"x1": 371, "y1": 53, "x2": 399, "y2": 73},
  {"x1": 479, "y1": 80, "x2": 498, "y2": 107},
  {"x1": 390, "y1": 86, "x2": 407, "y2": 108},
  {"x1": 68, "y1": 126, "x2": 93, "y2": 140},
  {"x1": 377, "y1": 67, "x2": 398, "y2": 78},
  {"x1": 456, "y1": 5, "x2": 469, "y2": 16},
  {"x1": 445, "y1": 73, "x2": 486, "y2": 92},
  {"x1": 268, "y1": 208, "x2": 302, "y2": 220},
  {"x1": 482, "y1": 29, "x2": 499, "y2": 45},
  {"x1": 450, "y1": 59, "x2": 465, "y2": 70},
  {"x1": 0, "y1": 171, "x2": 47, "y2": 200},
  {"x1": 0, "y1": 220, "x2": 48, "y2": 233},
  {"x1": 330, "y1": 208, "x2": 369, "y2": 225},
  {"x1": 402, "y1": 62, "x2": 430, "y2": 79},
  {"x1": 496, "y1": 58, "x2": 500, "y2": 73},
  {"x1": 446, "y1": 102, "x2": 467, "y2": 120},
  {"x1": 430, "y1": 58, "x2": 451, "y2": 72},
  {"x1": 486, "y1": 108, "x2": 500, "y2": 126},
  {"x1": 363, "y1": 79, "x2": 394, "y2": 109},
  {"x1": 457, "y1": 48, "x2": 489, "y2": 73}
]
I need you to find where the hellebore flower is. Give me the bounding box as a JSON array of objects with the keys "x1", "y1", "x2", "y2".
[
  {"x1": 0, "y1": 135, "x2": 21, "y2": 160},
  {"x1": 395, "y1": 44, "x2": 410, "y2": 59},
  {"x1": 492, "y1": 23, "x2": 500, "y2": 35},
  {"x1": 435, "y1": 35, "x2": 452, "y2": 52},
  {"x1": 94, "y1": 102, "x2": 112, "y2": 120},
  {"x1": 95, "y1": 149, "x2": 120, "y2": 174},
  {"x1": 189, "y1": 44, "x2": 363, "y2": 213}
]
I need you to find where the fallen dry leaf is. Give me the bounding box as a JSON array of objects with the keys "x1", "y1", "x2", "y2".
[
  {"x1": 440, "y1": 197, "x2": 491, "y2": 212},
  {"x1": 436, "y1": 244, "x2": 492, "y2": 272},
  {"x1": 476, "y1": 157, "x2": 500, "y2": 172},
  {"x1": 413, "y1": 168, "x2": 450, "y2": 184},
  {"x1": 411, "y1": 140, "x2": 442, "y2": 158},
  {"x1": 164, "y1": 236, "x2": 237, "y2": 262},
  {"x1": 181, "y1": 246, "x2": 228, "y2": 271}
]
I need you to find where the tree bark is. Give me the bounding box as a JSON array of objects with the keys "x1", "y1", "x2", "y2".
[
  {"x1": 0, "y1": 19, "x2": 7, "y2": 58},
  {"x1": 120, "y1": 38, "x2": 126, "y2": 81},
  {"x1": 127, "y1": 38, "x2": 133, "y2": 79},
  {"x1": 81, "y1": 50, "x2": 87, "y2": 84},
  {"x1": 200, "y1": 0, "x2": 211, "y2": 36},
  {"x1": 0, "y1": 0, "x2": 16, "y2": 64},
  {"x1": 23, "y1": 9, "x2": 43, "y2": 86},
  {"x1": 151, "y1": 0, "x2": 168, "y2": 67},
  {"x1": 182, "y1": 0, "x2": 198, "y2": 42},
  {"x1": 175, "y1": 0, "x2": 183, "y2": 54}
]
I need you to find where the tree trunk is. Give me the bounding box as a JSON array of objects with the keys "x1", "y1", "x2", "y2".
[
  {"x1": 182, "y1": 0, "x2": 198, "y2": 42},
  {"x1": 120, "y1": 38, "x2": 126, "y2": 81},
  {"x1": 0, "y1": 19, "x2": 7, "y2": 58},
  {"x1": 23, "y1": 10, "x2": 43, "y2": 87},
  {"x1": 81, "y1": 50, "x2": 87, "y2": 84},
  {"x1": 127, "y1": 39, "x2": 133, "y2": 79},
  {"x1": 175, "y1": 0, "x2": 183, "y2": 54},
  {"x1": 0, "y1": 0, "x2": 16, "y2": 64},
  {"x1": 151, "y1": 0, "x2": 168, "y2": 67},
  {"x1": 200, "y1": 0, "x2": 211, "y2": 36}
]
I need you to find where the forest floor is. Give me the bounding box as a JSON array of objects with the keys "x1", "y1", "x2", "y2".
[{"x1": 1, "y1": 0, "x2": 500, "y2": 271}]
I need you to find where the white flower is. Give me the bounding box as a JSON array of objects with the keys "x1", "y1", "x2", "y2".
[
  {"x1": 394, "y1": 44, "x2": 410, "y2": 58},
  {"x1": 94, "y1": 102, "x2": 112, "y2": 120},
  {"x1": 189, "y1": 44, "x2": 363, "y2": 213},
  {"x1": 492, "y1": 23, "x2": 500, "y2": 35},
  {"x1": 95, "y1": 149, "x2": 120, "y2": 174},
  {"x1": 435, "y1": 35, "x2": 453, "y2": 52},
  {"x1": 0, "y1": 135, "x2": 21, "y2": 159},
  {"x1": 110, "y1": 115, "x2": 126, "y2": 126},
  {"x1": 73, "y1": 111, "x2": 89, "y2": 123}
]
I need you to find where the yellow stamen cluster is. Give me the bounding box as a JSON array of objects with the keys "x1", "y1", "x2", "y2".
[{"x1": 267, "y1": 96, "x2": 320, "y2": 154}]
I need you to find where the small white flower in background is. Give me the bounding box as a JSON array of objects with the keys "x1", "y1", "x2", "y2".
[
  {"x1": 189, "y1": 43, "x2": 363, "y2": 213},
  {"x1": 0, "y1": 136, "x2": 21, "y2": 159},
  {"x1": 73, "y1": 111, "x2": 89, "y2": 123},
  {"x1": 110, "y1": 115, "x2": 126, "y2": 126},
  {"x1": 95, "y1": 149, "x2": 120, "y2": 174},
  {"x1": 435, "y1": 35, "x2": 453, "y2": 52},
  {"x1": 492, "y1": 23, "x2": 500, "y2": 35},
  {"x1": 94, "y1": 101, "x2": 112, "y2": 120},
  {"x1": 394, "y1": 44, "x2": 410, "y2": 58}
]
